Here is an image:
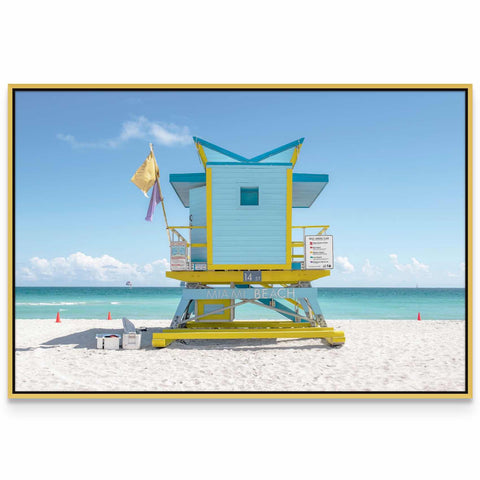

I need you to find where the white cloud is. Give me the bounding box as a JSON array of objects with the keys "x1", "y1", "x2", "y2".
[
  {"x1": 153, "y1": 258, "x2": 170, "y2": 269},
  {"x1": 389, "y1": 253, "x2": 398, "y2": 263},
  {"x1": 389, "y1": 254, "x2": 429, "y2": 273},
  {"x1": 143, "y1": 263, "x2": 154, "y2": 274},
  {"x1": 336, "y1": 256, "x2": 355, "y2": 273},
  {"x1": 18, "y1": 266, "x2": 36, "y2": 281},
  {"x1": 16, "y1": 252, "x2": 173, "y2": 286},
  {"x1": 57, "y1": 116, "x2": 191, "y2": 149},
  {"x1": 149, "y1": 122, "x2": 191, "y2": 147},
  {"x1": 448, "y1": 262, "x2": 466, "y2": 278},
  {"x1": 361, "y1": 259, "x2": 382, "y2": 277},
  {"x1": 411, "y1": 257, "x2": 429, "y2": 272}
]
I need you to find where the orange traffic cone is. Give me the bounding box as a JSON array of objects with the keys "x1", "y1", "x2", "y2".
[
  {"x1": 107, "y1": 311, "x2": 112, "y2": 320},
  {"x1": 56, "y1": 312, "x2": 61, "y2": 323},
  {"x1": 417, "y1": 312, "x2": 421, "y2": 321}
]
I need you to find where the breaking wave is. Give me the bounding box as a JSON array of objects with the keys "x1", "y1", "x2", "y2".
[{"x1": 16, "y1": 302, "x2": 87, "y2": 306}]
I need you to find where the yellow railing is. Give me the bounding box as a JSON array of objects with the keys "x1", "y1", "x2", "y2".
[
  {"x1": 167, "y1": 225, "x2": 329, "y2": 269},
  {"x1": 291, "y1": 225, "x2": 330, "y2": 265},
  {"x1": 167, "y1": 226, "x2": 207, "y2": 247},
  {"x1": 292, "y1": 225, "x2": 329, "y2": 233}
]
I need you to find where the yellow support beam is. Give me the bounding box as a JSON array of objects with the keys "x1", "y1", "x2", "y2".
[
  {"x1": 290, "y1": 144, "x2": 303, "y2": 167},
  {"x1": 168, "y1": 226, "x2": 206, "y2": 230},
  {"x1": 196, "y1": 142, "x2": 208, "y2": 168},
  {"x1": 166, "y1": 269, "x2": 330, "y2": 284},
  {"x1": 206, "y1": 168, "x2": 213, "y2": 267},
  {"x1": 257, "y1": 282, "x2": 303, "y2": 311},
  {"x1": 286, "y1": 168, "x2": 292, "y2": 266},
  {"x1": 163, "y1": 328, "x2": 337, "y2": 334},
  {"x1": 196, "y1": 299, "x2": 232, "y2": 320},
  {"x1": 284, "y1": 297, "x2": 304, "y2": 309},
  {"x1": 292, "y1": 225, "x2": 330, "y2": 229},
  {"x1": 208, "y1": 263, "x2": 291, "y2": 270},
  {"x1": 185, "y1": 321, "x2": 319, "y2": 329},
  {"x1": 257, "y1": 286, "x2": 303, "y2": 310},
  {"x1": 152, "y1": 327, "x2": 345, "y2": 342},
  {"x1": 151, "y1": 338, "x2": 175, "y2": 348}
]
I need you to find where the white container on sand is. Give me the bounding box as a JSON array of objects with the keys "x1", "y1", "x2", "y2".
[
  {"x1": 96, "y1": 334, "x2": 120, "y2": 350},
  {"x1": 122, "y1": 332, "x2": 142, "y2": 350}
]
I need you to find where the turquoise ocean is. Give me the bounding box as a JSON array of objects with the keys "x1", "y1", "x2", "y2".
[{"x1": 15, "y1": 287, "x2": 465, "y2": 321}]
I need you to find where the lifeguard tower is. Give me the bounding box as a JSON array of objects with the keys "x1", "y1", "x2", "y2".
[{"x1": 152, "y1": 137, "x2": 345, "y2": 347}]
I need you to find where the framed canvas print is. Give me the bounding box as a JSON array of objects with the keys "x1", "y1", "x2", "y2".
[{"x1": 8, "y1": 85, "x2": 472, "y2": 398}]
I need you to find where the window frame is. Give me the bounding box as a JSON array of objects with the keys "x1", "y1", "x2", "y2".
[{"x1": 239, "y1": 186, "x2": 259, "y2": 206}]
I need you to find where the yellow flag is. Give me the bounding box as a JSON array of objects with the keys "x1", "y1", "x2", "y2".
[{"x1": 131, "y1": 149, "x2": 160, "y2": 196}]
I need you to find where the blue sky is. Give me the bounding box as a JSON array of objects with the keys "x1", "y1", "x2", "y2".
[{"x1": 14, "y1": 89, "x2": 466, "y2": 287}]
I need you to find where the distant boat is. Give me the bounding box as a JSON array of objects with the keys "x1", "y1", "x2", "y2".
[{"x1": 125, "y1": 281, "x2": 133, "y2": 288}]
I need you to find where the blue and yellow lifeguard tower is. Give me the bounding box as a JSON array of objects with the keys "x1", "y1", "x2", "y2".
[{"x1": 152, "y1": 137, "x2": 345, "y2": 347}]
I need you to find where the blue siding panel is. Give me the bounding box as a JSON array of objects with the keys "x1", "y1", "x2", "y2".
[
  {"x1": 211, "y1": 165, "x2": 288, "y2": 265},
  {"x1": 189, "y1": 186, "x2": 207, "y2": 262}
]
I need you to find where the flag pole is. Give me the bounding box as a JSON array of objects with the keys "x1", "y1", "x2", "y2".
[{"x1": 150, "y1": 143, "x2": 171, "y2": 244}]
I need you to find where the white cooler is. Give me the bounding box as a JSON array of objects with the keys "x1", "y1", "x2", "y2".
[
  {"x1": 122, "y1": 332, "x2": 142, "y2": 350},
  {"x1": 96, "y1": 334, "x2": 120, "y2": 350}
]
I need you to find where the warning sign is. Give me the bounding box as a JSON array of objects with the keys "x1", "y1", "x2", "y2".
[
  {"x1": 304, "y1": 235, "x2": 334, "y2": 270},
  {"x1": 170, "y1": 242, "x2": 188, "y2": 271}
]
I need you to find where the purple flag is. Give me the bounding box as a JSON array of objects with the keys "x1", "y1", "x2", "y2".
[{"x1": 145, "y1": 181, "x2": 162, "y2": 221}]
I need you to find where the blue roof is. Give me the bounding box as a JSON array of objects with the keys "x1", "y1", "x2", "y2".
[
  {"x1": 193, "y1": 137, "x2": 304, "y2": 165},
  {"x1": 169, "y1": 172, "x2": 328, "y2": 208},
  {"x1": 292, "y1": 174, "x2": 329, "y2": 208},
  {"x1": 169, "y1": 173, "x2": 206, "y2": 207}
]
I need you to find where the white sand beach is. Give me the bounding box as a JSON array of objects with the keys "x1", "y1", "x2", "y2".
[{"x1": 14, "y1": 319, "x2": 466, "y2": 392}]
